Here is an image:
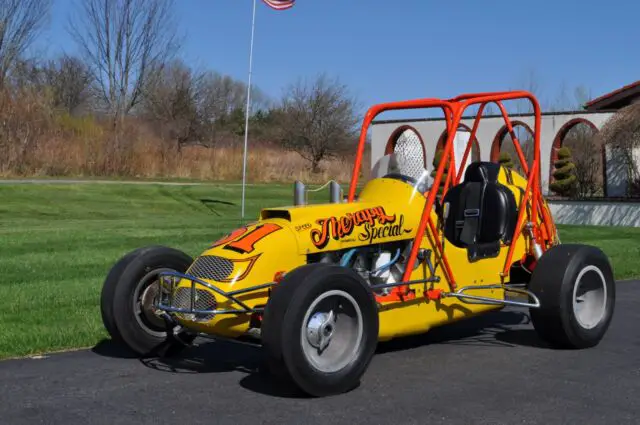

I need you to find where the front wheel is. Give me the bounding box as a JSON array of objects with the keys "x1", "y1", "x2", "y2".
[
  {"x1": 261, "y1": 264, "x2": 379, "y2": 397},
  {"x1": 528, "y1": 244, "x2": 616, "y2": 349},
  {"x1": 100, "y1": 246, "x2": 197, "y2": 357}
]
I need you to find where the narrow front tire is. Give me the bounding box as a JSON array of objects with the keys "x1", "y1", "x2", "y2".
[
  {"x1": 101, "y1": 246, "x2": 197, "y2": 357},
  {"x1": 261, "y1": 264, "x2": 379, "y2": 397}
]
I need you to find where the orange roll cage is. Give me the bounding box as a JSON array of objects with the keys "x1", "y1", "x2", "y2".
[{"x1": 347, "y1": 91, "x2": 555, "y2": 297}]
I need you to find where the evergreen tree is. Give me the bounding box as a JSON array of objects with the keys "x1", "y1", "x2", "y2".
[
  {"x1": 498, "y1": 151, "x2": 514, "y2": 169},
  {"x1": 549, "y1": 146, "x2": 578, "y2": 197}
]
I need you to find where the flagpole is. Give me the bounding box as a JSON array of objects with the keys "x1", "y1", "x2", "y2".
[{"x1": 241, "y1": 0, "x2": 258, "y2": 221}]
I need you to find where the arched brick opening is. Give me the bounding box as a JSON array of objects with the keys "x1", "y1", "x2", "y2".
[
  {"x1": 549, "y1": 118, "x2": 602, "y2": 196},
  {"x1": 490, "y1": 120, "x2": 535, "y2": 163},
  {"x1": 385, "y1": 125, "x2": 427, "y2": 167},
  {"x1": 435, "y1": 123, "x2": 481, "y2": 163}
]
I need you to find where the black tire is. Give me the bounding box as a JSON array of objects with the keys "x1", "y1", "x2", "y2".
[
  {"x1": 528, "y1": 244, "x2": 616, "y2": 349},
  {"x1": 261, "y1": 263, "x2": 379, "y2": 397},
  {"x1": 101, "y1": 246, "x2": 197, "y2": 357}
]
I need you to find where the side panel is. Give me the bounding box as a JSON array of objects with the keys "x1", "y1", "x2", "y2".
[
  {"x1": 291, "y1": 178, "x2": 426, "y2": 255},
  {"x1": 375, "y1": 167, "x2": 530, "y2": 341}
]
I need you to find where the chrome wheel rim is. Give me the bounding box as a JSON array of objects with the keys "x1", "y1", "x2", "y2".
[
  {"x1": 572, "y1": 265, "x2": 608, "y2": 330},
  {"x1": 133, "y1": 268, "x2": 175, "y2": 338},
  {"x1": 300, "y1": 290, "x2": 363, "y2": 373}
]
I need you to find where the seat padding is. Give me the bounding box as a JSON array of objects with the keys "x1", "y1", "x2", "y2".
[
  {"x1": 443, "y1": 162, "x2": 518, "y2": 261},
  {"x1": 464, "y1": 161, "x2": 501, "y2": 183}
]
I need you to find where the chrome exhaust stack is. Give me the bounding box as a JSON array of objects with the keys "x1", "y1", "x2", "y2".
[
  {"x1": 294, "y1": 180, "x2": 343, "y2": 205},
  {"x1": 329, "y1": 181, "x2": 342, "y2": 203},
  {"x1": 293, "y1": 181, "x2": 306, "y2": 205}
]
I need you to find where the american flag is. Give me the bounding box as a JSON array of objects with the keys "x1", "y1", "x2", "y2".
[{"x1": 261, "y1": 0, "x2": 295, "y2": 10}]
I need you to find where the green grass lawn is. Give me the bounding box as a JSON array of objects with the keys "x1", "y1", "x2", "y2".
[{"x1": 0, "y1": 183, "x2": 638, "y2": 359}]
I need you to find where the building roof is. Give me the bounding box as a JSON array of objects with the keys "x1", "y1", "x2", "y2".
[{"x1": 585, "y1": 80, "x2": 640, "y2": 111}]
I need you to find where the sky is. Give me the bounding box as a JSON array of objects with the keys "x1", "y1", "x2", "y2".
[{"x1": 36, "y1": 0, "x2": 640, "y2": 120}]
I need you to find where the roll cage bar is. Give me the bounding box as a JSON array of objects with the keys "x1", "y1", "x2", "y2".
[{"x1": 347, "y1": 91, "x2": 557, "y2": 297}]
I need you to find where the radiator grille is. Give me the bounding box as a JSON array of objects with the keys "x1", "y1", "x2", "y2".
[
  {"x1": 187, "y1": 255, "x2": 234, "y2": 281},
  {"x1": 173, "y1": 287, "x2": 217, "y2": 322}
]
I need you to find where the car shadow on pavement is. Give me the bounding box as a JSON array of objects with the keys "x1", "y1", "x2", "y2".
[
  {"x1": 91, "y1": 339, "x2": 142, "y2": 359},
  {"x1": 92, "y1": 337, "x2": 309, "y2": 398},
  {"x1": 376, "y1": 309, "x2": 551, "y2": 354},
  {"x1": 90, "y1": 309, "x2": 550, "y2": 399},
  {"x1": 142, "y1": 339, "x2": 310, "y2": 398}
]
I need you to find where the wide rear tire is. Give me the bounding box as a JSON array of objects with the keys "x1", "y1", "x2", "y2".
[
  {"x1": 261, "y1": 263, "x2": 379, "y2": 397},
  {"x1": 528, "y1": 244, "x2": 615, "y2": 349},
  {"x1": 101, "y1": 246, "x2": 197, "y2": 357}
]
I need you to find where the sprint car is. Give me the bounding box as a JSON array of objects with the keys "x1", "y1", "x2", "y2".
[{"x1": 101, "y1": 91, "x2": 616, "y2": 397}]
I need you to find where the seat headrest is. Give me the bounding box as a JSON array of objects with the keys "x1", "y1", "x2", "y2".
[{"x1": 463, "y1": 162, "x2": 500, "y2": 183}]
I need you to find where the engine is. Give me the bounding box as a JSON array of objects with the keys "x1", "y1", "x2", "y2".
[{"x1": 310, "y1": 242, "x2": 413, "y2": 296}]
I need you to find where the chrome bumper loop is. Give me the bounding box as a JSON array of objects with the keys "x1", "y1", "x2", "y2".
[{"x1": 155, "y1": 271, "x2": 275, "y2": 319}]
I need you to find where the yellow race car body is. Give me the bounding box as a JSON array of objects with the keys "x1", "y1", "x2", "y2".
[
  {"x1": 160, "y1": 166, "x2": 550, "y2": 342},
  {"x1": 104, "y1": 91, "x2": 614, "y2": 398}
]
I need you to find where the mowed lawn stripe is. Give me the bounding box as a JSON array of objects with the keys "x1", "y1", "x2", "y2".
[
  {"x1": 554, "y1": 224, "x2": 640, "y2": 280},
  {"x1": 0, "y1": 183, "x2": 292, "y2": 359}
]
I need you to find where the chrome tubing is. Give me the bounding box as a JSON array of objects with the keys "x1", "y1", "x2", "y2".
[
  {"x1": 156, "y1": 271, "x2": 275, "y2": 317},
  {"x1": 445, "y1": 284, "x2": 541, "y2": 308},
  {"x1": 369, "y1": 276, "x2": 440, "y2": 292}
]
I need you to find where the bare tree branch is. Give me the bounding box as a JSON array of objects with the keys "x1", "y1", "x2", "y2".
[
  {"x1": 563, "y1": 124, "x2": 601, "y2": 197},
  {"x1": 0, "y1": 0, "x2": 52, "y2": 88},
  {"x1": 68, "y1": 0, "x2": 180, "y2": 123},
  {"x1": 273, "y1": 73, "x2": 359, "y2": 172},
  {"x1": 597, "y1": 103, "x2": 640, "y2": 196}
]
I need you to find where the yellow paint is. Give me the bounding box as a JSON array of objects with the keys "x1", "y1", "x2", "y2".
[{"x1": 172, "y1": 167, "x2": 541, "y2": 342}]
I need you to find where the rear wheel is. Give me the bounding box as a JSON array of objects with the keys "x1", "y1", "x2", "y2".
[
  {"x1": 528, "y1": 244, "x2": 615, "y2": 349},
  {"x1": 101, "y1": 246, "x2": 197, "y2": 357},
  {"x1": 261, "y1": 264, "x2": 379, "y2": 397}
]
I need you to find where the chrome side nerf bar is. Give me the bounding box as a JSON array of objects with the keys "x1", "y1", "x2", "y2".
[
  {"x1": 444, "y1": 284, "x2": 541, "y2": 308},
  {"x1": 154, "y1": 272, "x2": 540, "y2": 323}
]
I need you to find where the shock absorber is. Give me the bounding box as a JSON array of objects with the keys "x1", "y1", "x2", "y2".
[{"x1": 523, "y1": 222, "x2": 543, "y2": 260}]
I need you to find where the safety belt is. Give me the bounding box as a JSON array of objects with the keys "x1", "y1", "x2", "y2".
[{"x1": 459, "y1": 183, "x2": 483, "y2": 246}]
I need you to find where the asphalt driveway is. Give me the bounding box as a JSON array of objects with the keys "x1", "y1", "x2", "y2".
[{"x1": 1, "y1": 281, "x2": 638, "y2": 425}]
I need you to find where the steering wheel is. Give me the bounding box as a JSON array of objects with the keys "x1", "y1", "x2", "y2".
[
  {"x1": 383, "y1": 173, "x2": 429, "y2": 194},
  {"x1": 383, "y1": 173, "x2": 418, "y2": 185}
]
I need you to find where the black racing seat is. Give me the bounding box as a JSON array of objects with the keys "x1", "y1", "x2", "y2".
[{"x1": 442, "y1": 162, "x2": 518, "y2": 262}]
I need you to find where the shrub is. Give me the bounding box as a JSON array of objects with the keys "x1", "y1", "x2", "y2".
[
  {"x1": 549, "y1": 146, "x2": 578, "y2": 197},
  {"x1": 498, "y1": 151, "x2": 514, "y2": 169}
]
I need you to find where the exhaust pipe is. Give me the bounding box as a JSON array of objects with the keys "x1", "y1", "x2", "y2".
[
  {"x1": 294, "y1": 181, "x2": 306, "y2": 205},
  {"x1": 329, "y1": 181, "x2": 342, "y2": 203}
]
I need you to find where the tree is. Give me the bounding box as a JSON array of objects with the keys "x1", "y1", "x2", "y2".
[
  {"x1": 42, "y1": 55, "x2": 93, "y2": 114},
  {"x1": 141, "y1": 62, "x2": 272, "y2": 149},
  {"x1": 0, "y1": 0, "x2": 51, "y2": 89},
  {"x1": 500, "y1": 130, "x2": 534, "y2": 175},
  {"x1": 195, "y1": 71, "x2": 268, "y2": 146},
  {"x1": 498, "y1": 151, "x2": 514, "y2": 169},
  {"x1": 273, "y1": 73, "x2": 359, "y2": 172},
  {"x1": 549, "y1": 82, "x2": 592, "y2": 112},
  {"x1": 68, "y1": 0, "x2": 180, "y2": 126},
  {"x1": 597, "y1": 103, "x2": 640, "y2": 197},
  {"x1": 510, "y1": 67, "x2": 544, "y2": 113},
  {"x1": 550, "y1": 146, "x2": 578, "y2": 197},
  {"x1": 141, "y1": 59, "x2": 203, "y2": 149},
  {"x1": 563, "y1": 124, "x2": 601, "y2": 197}
]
